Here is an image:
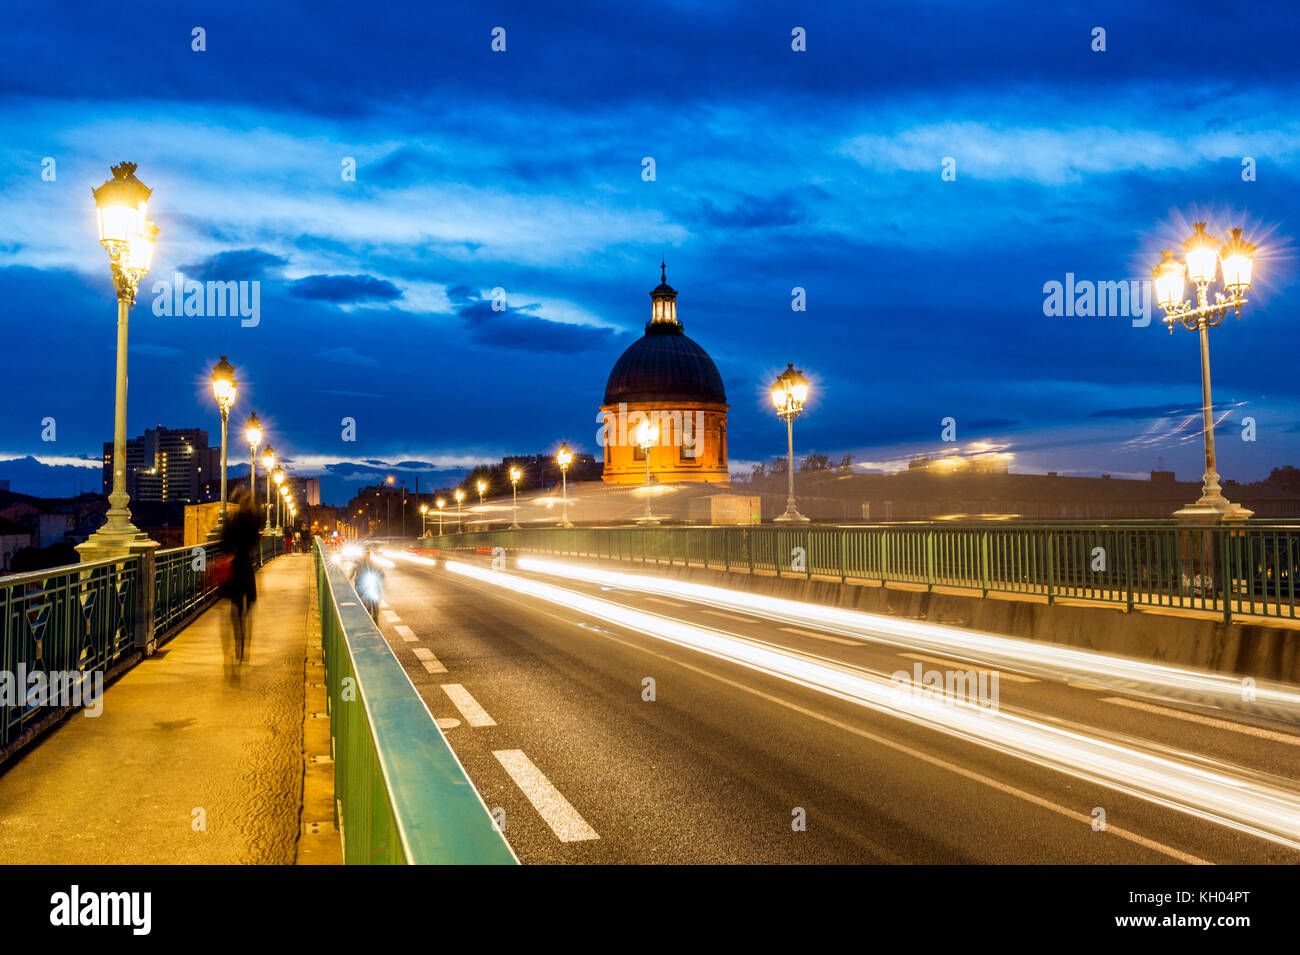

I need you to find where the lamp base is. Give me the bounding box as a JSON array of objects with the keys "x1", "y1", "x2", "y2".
[
  {"x1": 76, "y1": 526, "x2": 158, "y2": 563},
  {"x1": 508, "y1": 523, "x2": 522, "y2": 530},
  {"x1": 636, "y1": 514, "x2": 661, "y2": 525},
  {"x1": 1174, "y1": 499, "x2": 1255, "y2": 524},
  {"x1": 773, "y1": 508, "x2": 810, "y2": 524}
]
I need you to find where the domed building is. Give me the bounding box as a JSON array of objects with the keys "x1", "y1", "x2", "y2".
[{"x1": 601, "y1": 266, "x2": 729, "y2": 484}]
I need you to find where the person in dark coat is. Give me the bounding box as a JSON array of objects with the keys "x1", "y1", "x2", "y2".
[{"x1": 220, "y1": 488, "x2": 262, "y2": 663}]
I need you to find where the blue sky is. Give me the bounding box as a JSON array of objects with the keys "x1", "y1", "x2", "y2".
[{"x1": 2, "y1": 0, "x2": 1298, "y2": 504}]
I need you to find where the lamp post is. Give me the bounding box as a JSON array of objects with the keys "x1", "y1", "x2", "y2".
[
  {"x1": 420, "y1": 503, "x2": 429, "y2": 536},
  {"x1": 245, "y1": 412, "x2": 262, "y2": 525},
  {"x1": 509, "y1": 466, "x2": 522, "y2": 530},
  {"x1": 1152, "y1": 224, "x2": 1257, "y2": 523},
  {"x1": 207, "y1": 357, "x2": 237, "y2": 541},
  {"x1": 77, "y1": 162, "x2": 160, "y2": 561},
  {"x1": 260, "y1": 446, "x2": 276, "y2": 535},
  {"x1": 635, "y1": 421, "x2": 660, "y2": 525},
  {"x1": 771, "y1": 363, "x2": 811, "y2": 523},
  {"x1": 454, "y1": 488, "x2": 465, "y2": 532},
  {"x1": 272, "y1": 466, "x2": 285, "y2": 534},
  {"x1": 436, "y1": 497, "x2": 446, "y2": 535},
  {"x1": 556, "y1": 444, "x2": 574, "y2": 528}
]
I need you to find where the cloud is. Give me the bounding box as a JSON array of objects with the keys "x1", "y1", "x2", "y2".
[
  {"x1": 289, "y1": 274, "x2": 403, "y2": 303},
  {"x1": 180, "y1": 248, "x2": 288, "y2": 281},
  {"x1": 451, "y1": 286, "x2": 625, "y2": 353},
  {"x1": 315, "y1": 346, "x2": 380, "y2": 368}
]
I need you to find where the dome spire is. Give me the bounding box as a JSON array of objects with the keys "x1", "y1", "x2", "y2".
[{"x1": 649, "y1": 260, "x2": 679, "y2": 328}]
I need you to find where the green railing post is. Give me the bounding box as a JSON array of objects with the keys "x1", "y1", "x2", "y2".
[
  {"x1": 980, "y1": 529, "x2": 989, "y2": 598},
  {"x1": 926, "y1": 529, "x2": 935, "y2": 592}
]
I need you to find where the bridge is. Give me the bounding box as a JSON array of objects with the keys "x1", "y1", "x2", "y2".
[{"x1": 1, "y1": 518, "x2": 1297, "y2": 864}]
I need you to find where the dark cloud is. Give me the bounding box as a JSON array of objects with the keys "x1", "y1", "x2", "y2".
[
  {"x1": 452, "y1": 287, "x2": 625, "y2": 354},
  {"x1": 289, "y1": 274, "x2": 403, "y2": 303},
  {"x1": 181, "y1": 248, "x2": 287, "y2": 282}
]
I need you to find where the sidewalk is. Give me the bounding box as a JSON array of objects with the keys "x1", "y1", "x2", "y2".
[{"x1": 0, "y1": 553, "x2": 313, "y2": 864}]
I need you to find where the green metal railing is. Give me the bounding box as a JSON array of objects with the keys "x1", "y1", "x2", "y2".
[
  {"x1": 1, "y1": 534, "x2": 285, "y2": 758},
  {"x1": 0, "y1": 554, "x2": 140, "y2": 749},
  {"x1": 314, "y1": 540, "x2": 516, "y2": 865},
  {"x1": 418, "y1": 522, "x2": 1300, "y2": 624}
]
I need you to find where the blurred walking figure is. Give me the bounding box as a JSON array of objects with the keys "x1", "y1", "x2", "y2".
[
  {"x1": 352, "y1": 549, "x2": 385, "y2": 621},
  {"x1": 220, "y1": 488, "x2": 261, "y2": 664}
]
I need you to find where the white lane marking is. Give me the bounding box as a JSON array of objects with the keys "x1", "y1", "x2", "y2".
[
  {"x1": 412, "y1": 647, "x2": 447, "y2": 674},
  {"x1": 779, "y1": 626, "x2": 862, "y2": 647},
  {"x1": 380, "y1": 600, "x2": 391, "y2": 609},
  {"x1": 441, "y1": 683, "x2": 495, "y2": 726},
  {"x1": 1069, "y1": 682, "x2": 1110, "y2": 692},
  {"x1": 492, "y1": 749, "x2": 599, "y2": 843},
  {"x1": 1101, "y1": 697, "x2": 1300, "y2": 746},
  {"x1": 381, "y1": 610, "x2": 401, "y2": 623},
  {"x1": 394, "y1": 624, "x2": 419, "y2": 643},
  {"x1": 701, "y1": 609, "x2": 756, "y2": 624},
  {"x1": 436, "y1": 717, "x2": 462, "y2": 730},
  {"x1": 900, "y1": 652, "x2": 1039, "y2": 684},
  {"x1": 645, "y1": 596, "x2": 690, "y2": 609}
]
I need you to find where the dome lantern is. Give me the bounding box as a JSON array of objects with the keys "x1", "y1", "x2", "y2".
[{"x1": 649, "y1": 260, "x2": 679, "y2": 327}]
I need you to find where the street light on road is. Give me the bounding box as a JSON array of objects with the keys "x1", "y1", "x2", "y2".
[
  {"x1": 509, "y1": 466, "x2": 522, "y2": 530},
  {"x1": 207, "y1": 356, "x2": 237, "y2": 540},
  {"x1": 77, "y1": 162, "x2": 159, "y2": 562},
  {"x1": 260, "y1": 445, "x2": 276, "y2": 535},
  {"x1": 420, "y1": 502, "x2": 429, "y2": 536},
  {"x1": 454, "y1": 487, "x2": 465, "y2": 532},
  {"x1": 1152, "y1": 223, "x2": 1257, "y2": 522},
  {"x1": 245, "y1": 412, "x2": 262, "y2": 527},
  {"x1": 771, "y1": 363, "x2": 811, "y2": 524},
  {"x1": 556, "y1": 444, "x2": 574, "y2": 528},
  {"x1": 272, "y1": 466, "x2": 285, "y2": 534},
  {"x1": 436, "y1": 497, "x2": 446, "y2": 535},
  {"x1": 636, "y1": 420, "x2": 660, "y2": 525}
]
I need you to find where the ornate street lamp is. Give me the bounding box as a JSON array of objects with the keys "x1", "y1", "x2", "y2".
[
  {"x1": 436, "y1": 497, "x2": 446, "y2": 535},
  {"x1": 454, "y1": 487, "x2": 465, "y2": 532},
  {"x1": 1152, "y1": 223, "x2": 1257, "y2": 522},
  {"x1": 770, "y1": 363, "x2": 811, "y2": 523},
  {"x1": 260, "y1": 445, "x2": 276, "y2": 535},
  {"x1": 556, "y1": 444, "x2": 574, "y2": 528},
  {"x1": 509, "y1": 466, "x2": 522, "y2": 530},
  {"x1": 272, "y1": 466, "x2": 285, "y2": 534},
  {"x1": 245, "y1": 412, "x2": 262, "y2": 525},
  {"x1": 636, "y1": 420, "x2": 661, "y2": 525},
  {"x1": 477, "y1": 479, "x2": 487, "y2": 506},
  {"x1": 207, "y1": 356, "x2": 237, "y2": 540},
  {"x1": 420, "y1": 503, "x2": 429, "y2": 536},
  {"x1": 77, "y1": 163, "x2": 160, "y2": 561}
]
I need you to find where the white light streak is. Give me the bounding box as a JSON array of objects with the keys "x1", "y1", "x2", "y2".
[{"x1": 452, "y1": 559, "x2": 1300, "y2": 850}]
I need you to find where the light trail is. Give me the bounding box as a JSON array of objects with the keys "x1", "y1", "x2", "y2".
[
  {"x1": 447, "y1": 558, "x2": 1300, "y2": 851},
  {"x1": 515, "y1": 557, "x2": 1300, "y2": 720}
]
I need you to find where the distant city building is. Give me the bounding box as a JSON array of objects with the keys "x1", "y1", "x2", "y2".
[{"x1": 102, "y1": 426, "x2": 220, "y2": 503}]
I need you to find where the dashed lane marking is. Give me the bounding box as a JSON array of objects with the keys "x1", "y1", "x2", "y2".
[
  {"x1": 899, "y1": 652, "x2": 1039, "y2": 684},
  {"x1": 492, "y1": 749, "x2": 599, "y2": 843},
  {"x1": 1101, "y1": 696, "x2": 1300, "y2": 746},
  {"x1": 413, "y1": 646, "x2": 447, "y2": 674},
  {"x1": 778, "y1": 626, "x2": 862, "y2": 647},
  {"x1": 394, "y1": 624, "x2": 419, "y2": 643},
  {"x1": 441, "y1": 683, "x2": 495, "y2": 726}
]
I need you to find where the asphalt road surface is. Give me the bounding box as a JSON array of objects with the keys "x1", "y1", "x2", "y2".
[{"x1": 365, "y1": 548, "x2": 1300, "y2": 864}]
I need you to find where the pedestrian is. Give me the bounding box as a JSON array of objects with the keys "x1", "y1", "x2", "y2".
[{"x1": 220, "y1": 487, "x2": 261, "y2": 665}]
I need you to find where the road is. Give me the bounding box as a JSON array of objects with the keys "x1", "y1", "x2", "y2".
[{"x1": 363, "y1": 547, "x2": 1300, "y2": 864}]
